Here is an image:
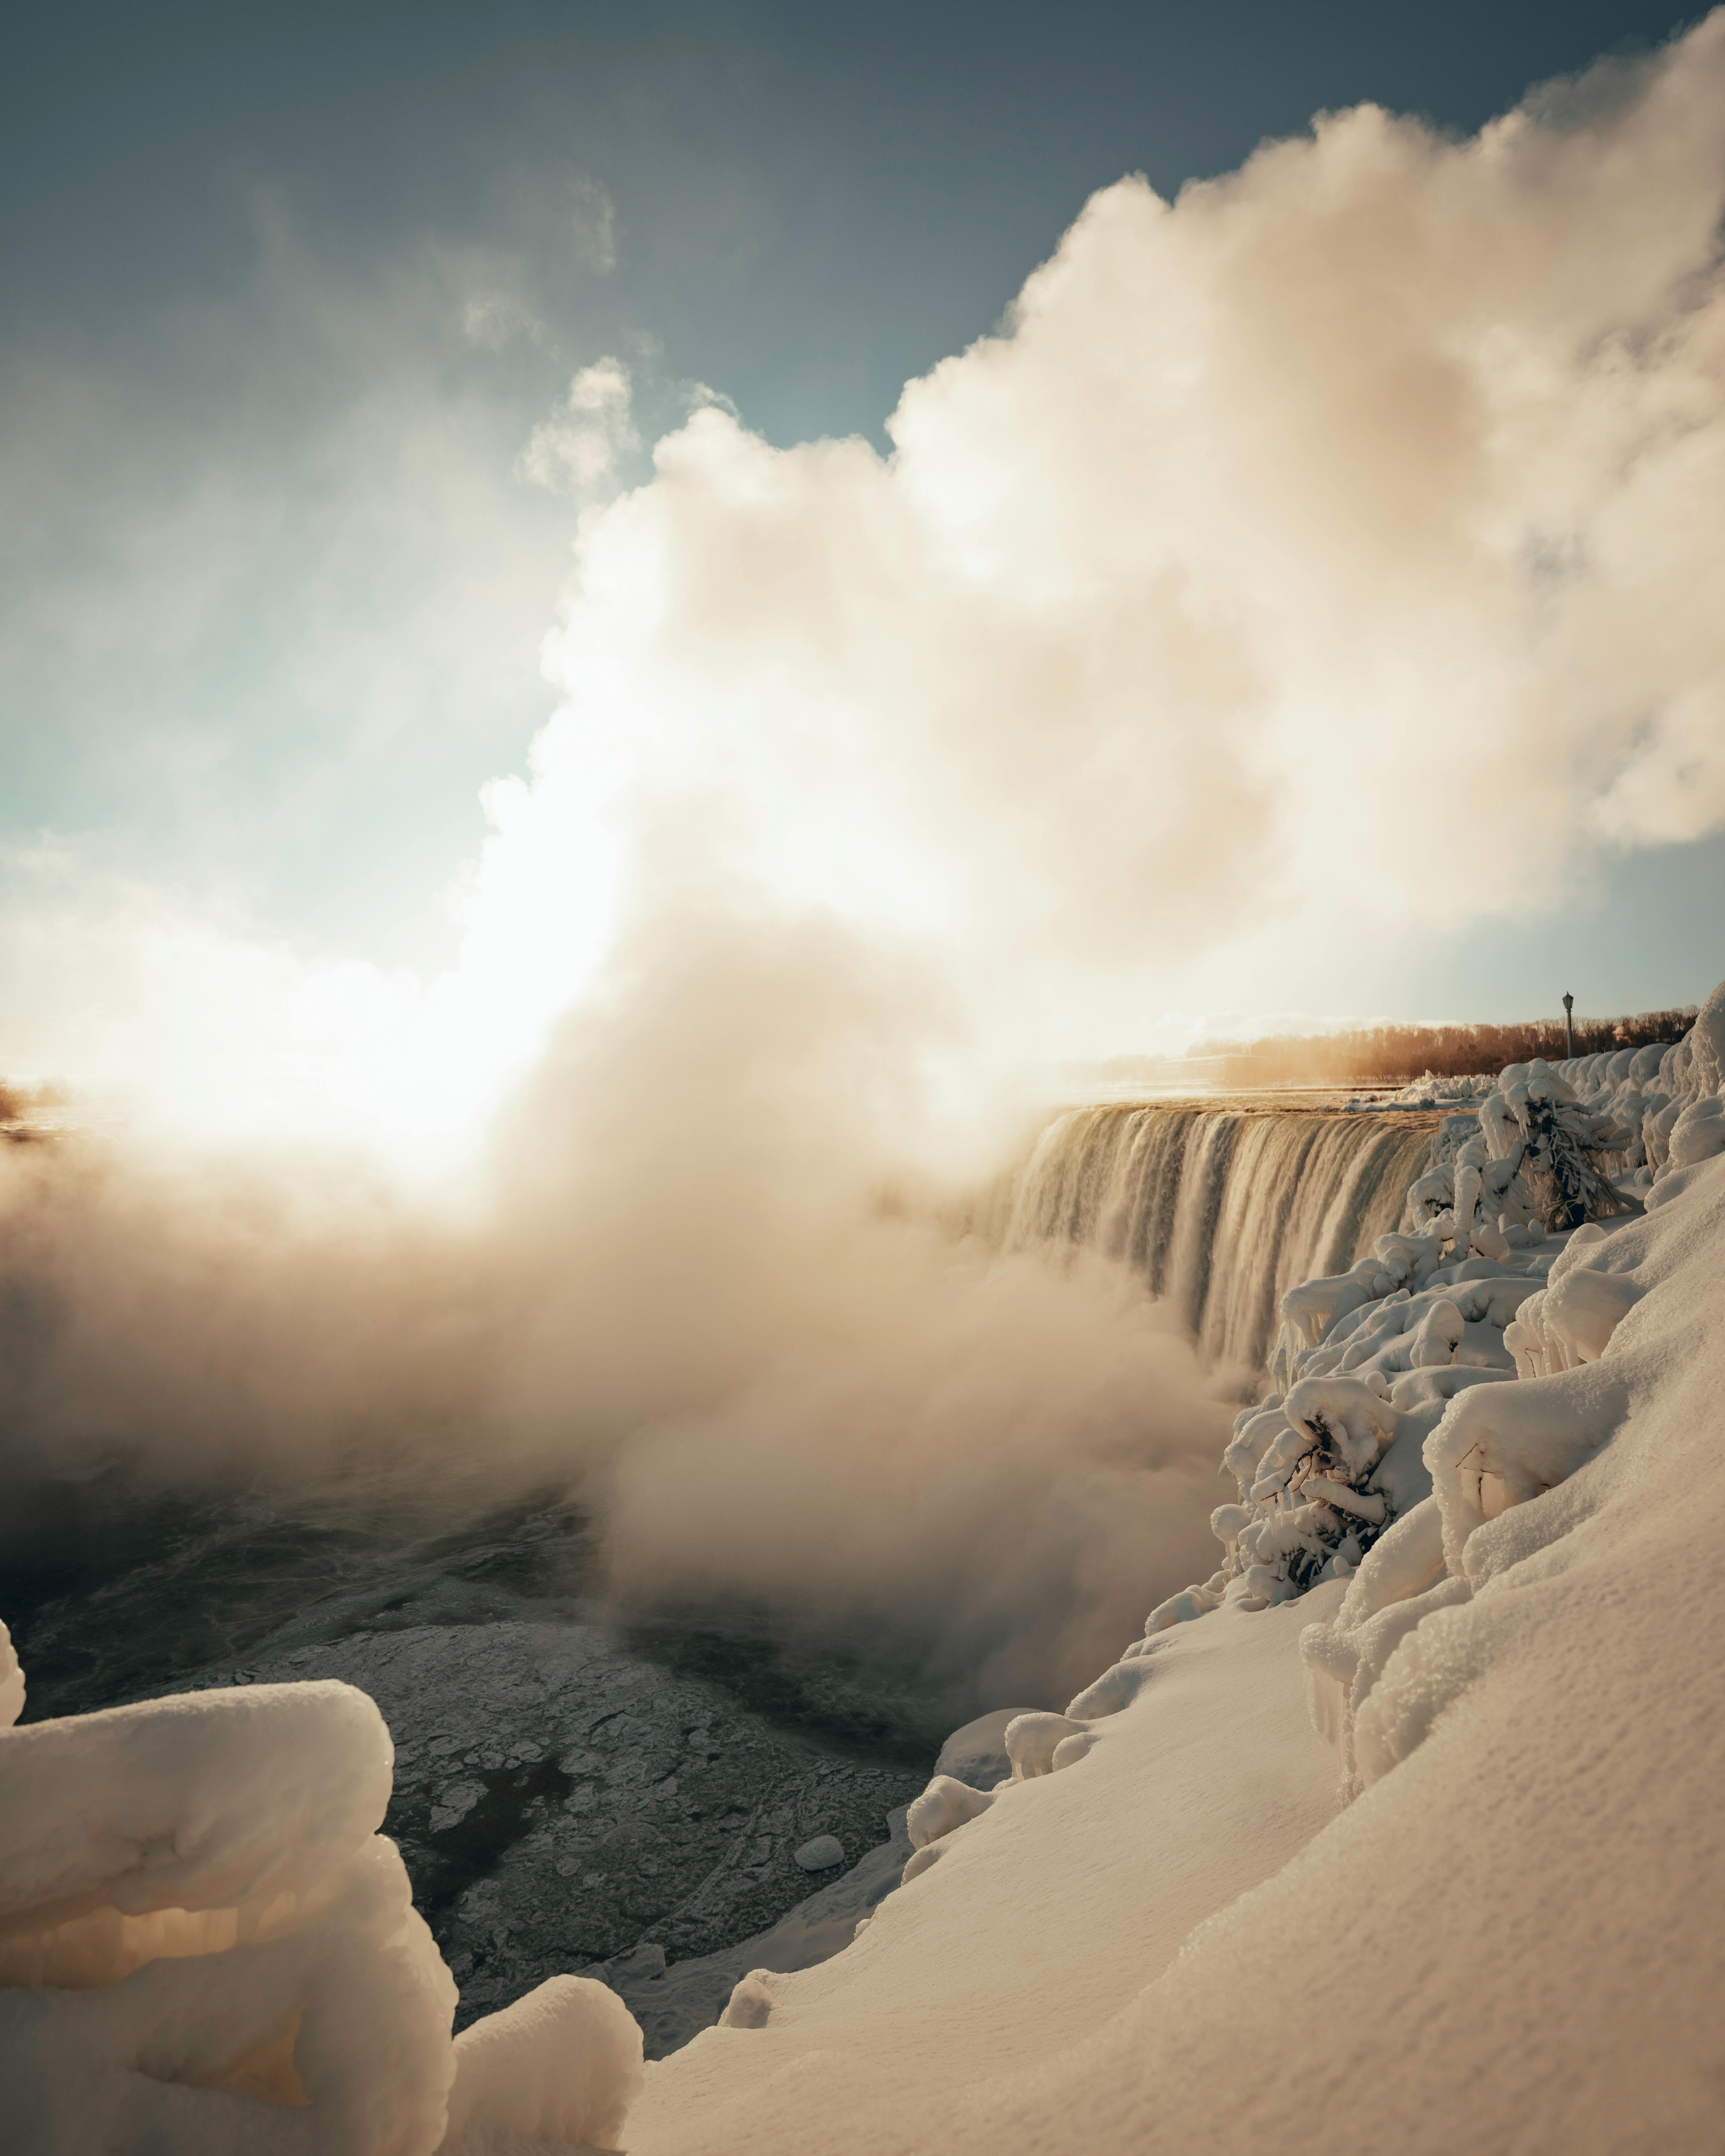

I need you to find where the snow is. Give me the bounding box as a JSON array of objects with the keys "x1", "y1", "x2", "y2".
[
  {"x1": 437, "y1": 1976, "x2": 643, "y2": 2155},
  {"x1": 623, "y1": 1589, "x2": 1344, "y2": 2156},
  {"x1": 0, "y1": 1659, "x2": 645, "y2": 2154},
  {"x1": 716, "y1": 1973, "x2": 775, "y2": 2030}
]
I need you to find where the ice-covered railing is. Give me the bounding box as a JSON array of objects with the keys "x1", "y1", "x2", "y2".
[
  {"x1": 1369, "y1": 1071, "x2": 1497, "y2": 1110},
  {"x1": 0, "y1": 1626, "x2": 645, "y2": 2156}
]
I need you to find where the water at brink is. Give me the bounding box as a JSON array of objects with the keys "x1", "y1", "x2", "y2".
[{"x1": 1004, "y1": 1102, "x2": 1438, "y2": 1377}]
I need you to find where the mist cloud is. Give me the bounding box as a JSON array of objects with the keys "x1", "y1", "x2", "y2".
[{"x1": 0, "y1": 897, "x2": 1227, "y2": 1707}]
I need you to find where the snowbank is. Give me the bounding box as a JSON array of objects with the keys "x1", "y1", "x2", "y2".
[
  {"x1": 0, "y1": 1657, "x2": 643, "y2": 2155},
  {"x1": 624, "y1": 1588, "x2": 1344, "y2": 2154}
]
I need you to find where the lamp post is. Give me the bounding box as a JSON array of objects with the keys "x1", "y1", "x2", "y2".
[{"x1": 1563, "y1": 991, "x2": 1574, "y2": 1059}]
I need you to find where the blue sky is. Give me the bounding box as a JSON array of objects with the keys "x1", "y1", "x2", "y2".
[{"x1": 3, "y1": 0, "x2": 1719, "y2": 1070}]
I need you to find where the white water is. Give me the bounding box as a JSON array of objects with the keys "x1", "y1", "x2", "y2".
[{"x1": 1005, "y1": 1103, "x2": 1437, "y2": 1374}]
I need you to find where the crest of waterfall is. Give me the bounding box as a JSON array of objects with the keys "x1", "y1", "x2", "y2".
[{"x1": 1003, "y1": 1104, "x2": 1437, "y2": 1375}]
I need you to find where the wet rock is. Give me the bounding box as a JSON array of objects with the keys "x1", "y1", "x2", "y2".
[{"x1": 794, "y1": 1834, "x2": 845, "y2": 1871}]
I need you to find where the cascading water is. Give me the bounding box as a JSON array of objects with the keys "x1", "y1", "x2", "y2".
[{"x1": 1004, "y1": 1102, "x2": 1438, "y2": 1375}]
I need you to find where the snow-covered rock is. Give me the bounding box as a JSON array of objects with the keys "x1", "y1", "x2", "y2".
[
  {"x1": 436, "y1": 1976, "x2": 642, "y2": 2156},
  {"x1": 1185, "y1": 1004, "x2": 1716, "y2": 1611},
  {"x1": 1001, "y1": 1711, "x2": 1089, "y2": 1779},
  {"x1": 904, "y1": 1777, "x2": 994, "y2": 1853},
  {"x1": 932, "y1": 1709, "x2": 1024, "y2": 1791},
  {"x1": 0, "y1": 1650, "x2": 649, "y2": 2155}
]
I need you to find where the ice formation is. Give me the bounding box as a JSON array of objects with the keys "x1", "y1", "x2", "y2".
[
  {"x1": 0, "y1": 1649, "x2": 644, "y2": 2155},
  {"x1": 1145, "y1": 1007, "x2": 1722, "y2": 1618}
]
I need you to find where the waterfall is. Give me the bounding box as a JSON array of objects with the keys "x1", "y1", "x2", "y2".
[{"x1": 1004, "y1": 1103, "x2": 1437, "y2": 1375}]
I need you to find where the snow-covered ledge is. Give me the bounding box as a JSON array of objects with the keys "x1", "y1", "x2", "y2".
[{"x1": 0, "y1": 1651, "x2": 643, "y2": 2155}]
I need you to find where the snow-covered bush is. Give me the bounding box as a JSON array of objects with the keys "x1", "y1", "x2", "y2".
[{"x1": 1133, "y1": 980, "x2": 1725, "y2": 1632}]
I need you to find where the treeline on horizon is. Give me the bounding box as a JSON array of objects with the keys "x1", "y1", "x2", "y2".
[
  {"x1": 1176, "y1": 1007, "x2": 1698, "y2": 1090},
  {"x1": 2, "y1": 1007, "x2": 1705, "y2": 1120}
]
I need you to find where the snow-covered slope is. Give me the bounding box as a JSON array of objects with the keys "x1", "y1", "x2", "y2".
[{"x1": 624, "y1": 1587, "x2": 1342, "y2": 2151}]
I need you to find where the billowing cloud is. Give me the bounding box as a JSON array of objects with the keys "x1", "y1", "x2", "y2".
[
  {"x1": 0, "y1": 896, "x2": 1228, "y2": 1709},
  {"x1": 502, "y1": 13, "x2": 1725, "y2": 1067}
]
